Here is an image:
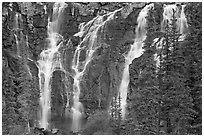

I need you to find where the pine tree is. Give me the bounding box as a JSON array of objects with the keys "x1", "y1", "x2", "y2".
[
  {"x1": 2, "y1": 51, "x2": 24, "y2": 134},
  {"x1": 17, "y1": 70, "x2": 39, "y2": 132},
  {"x1": 159, "y1": 8, "x2": 195, "y2": 134},
  {"x1": 124, "y1": 3, "x2": 199, "y2": 135},
  {"x1": 124, "y1": 5, "x2": 161, "y2": 135},
  {"x1": 183, "y1": 3, "x2": 202, "y2": 134},
  {"x1": 2, "y1": 50, "x2": 40, "y2": 134},
  {"x1": 109, "y1": 90, "x2": 123, "y2": 134},
  {"x1": 116, "y1": 93, "x2": 122, "y2": 134}
]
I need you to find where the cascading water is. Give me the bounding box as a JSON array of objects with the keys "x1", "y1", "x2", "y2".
[
  {"x1": 153, "y1": 4, "x2": 189, "y2": 68},
  {"x1": 70, "y1": 10, "x2": 121, "y2": 132},
  {"x1": 118, "y1": 4, "x2": 154, "y2": 119},
  {"x1": 37, "y1": 3, "x2": 67, "y2": 129},
  {"x1": 35, "y1": 2, "x2": 189, "y2": 132},
  {"x1": 70, "y1": 18, "x2": 100, "y2": 133},
  {"x1": 162, "y1": 4, "x2": 188, "y2": 37},
  {"x1": 179, "y1": 5, "x2": 188, "y2": 34},
  {"x1": 162, "y1": 4, "x2": 188, "y2": 34},
  {"x1": 13, "y1": 13, "x2": 22, "y2": 57},
  {"x1": 13, "y1": 12, "x2": 32, "y2": 78}
]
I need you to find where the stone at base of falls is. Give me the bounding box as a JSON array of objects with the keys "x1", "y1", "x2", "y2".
[
  {"x1": 34, "y1": 127, "x2": 63, "y2": 135},
  {"x1": 51, "y1": 128, "x2": 59, "y2": 134},
  {"x1": 71, "y1": 131, "x2": 80, "y2": 135}
]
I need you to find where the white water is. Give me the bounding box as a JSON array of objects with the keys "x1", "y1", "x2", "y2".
[
  {"x1": 178, "y1": 5, "x2": 188, "y2": 34},
  {"x1": 119, "y1": 4, "x2": 154, "y2": 119},
  {"x1": 153, "y1": 4, "x2": 189, "y2": 69},
  {"x1": 13, "y1": 13, "x2": 22, "y2": 57},
  {"x1": 162, "y1": 4, "x2": 188, "y2": 34},
  {"x1": 70, "y1": 9, "x2": 121, "y2": 132},
  {"x1": 35, "y1": 2, "x2": 189, "y2": 131},
  {"x1": 37, "y1": 3, "x2": 67, "y2": 129},
  {"x1": 71, "y1": 19, "x2": 100, "y2": 133},
  {"x1": 13, "y1": 12, "x2": 32, "y2": 79}
]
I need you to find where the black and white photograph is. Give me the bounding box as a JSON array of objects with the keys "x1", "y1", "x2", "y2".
[{"x1": 2, "y1": 1, "x2": 202, "y2": 135}]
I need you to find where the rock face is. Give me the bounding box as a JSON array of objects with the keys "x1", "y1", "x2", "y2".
[
  {"x1": 75, "y1": 7, "x2": 141, "y2": 115},
  {"x1": 2, "y1": 2, "x2": 146, "y2": 132}
]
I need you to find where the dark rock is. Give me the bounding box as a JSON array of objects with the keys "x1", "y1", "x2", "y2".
[
  {"x1": 51, "y1": 128, "x2": 59, "y2": 134},
  {"x1": 51, "y1": 71, "x2": 67, "y2": 117},
  {"x1": 33, "y1": 14, "x2": 48, "y2": 28},
  {"x1": 33, "y1": 127, "x2": 45, "y2": 135},
  {"x1": 2, "y1": 2, "x2": 147, "y2": 134},
  {"x1": 70, "y1": 36, "x2": 80, "y2": 47},
  {"x1": 27, "y1": 58, "x2": 38, "y2": 78},
  {"x1": 12, "y1": 2, "x2": 21, "y2": 13}
]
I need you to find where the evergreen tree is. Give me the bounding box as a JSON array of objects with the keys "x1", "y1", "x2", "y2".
[
  {"x1": 124, "y1": 5, "x2": 161, "y2": 135},
  {"x1": 158, "y1": 8, "x2": 195, "y2": 134},
  {"x1": 109, "y1": 92, "x2": 122, "y2": 134},
  {"x1": 124, "y1": 2, "x2": 199, "y2": 135},
  {"x1": 2, "y1": 51, "x2": 25, "y2": 134},
  {"x1": 183, "y1": 3, "x2": 202, "y2": 134},
  {"x1": 2, "y1": 50, "x2": 40, "y2": 134},
  {"x1": 17, "y1": 71, "x2": 39, "y2": 133}
]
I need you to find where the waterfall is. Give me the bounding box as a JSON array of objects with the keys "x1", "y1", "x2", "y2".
[
  {"x1": 153, "y1": 4, "x2": 189, "y2": 69},
  {"x1": 70, "y1": 18, "x2": 99, "y2": 134},
  {"x1": 37, "y1": 2, "x2": 67, "y2": 129},
  {"x1": 70, "y1": 9, "x2": 120, "y2": 133},
  {"x1": 13, "y1": 13, "x2": 22, "y2": 57},
  {"x1": 13, "y1": 12, "x2": 32, "y2": 78},
  {"x1": 36, "y1": 2, "x2": 189, "y2": 131},
  {"x1": 119, "y1": 3, "x2": 154, "y2": 119},
  {"x1": 161, "y1": 4, "x2": 188, "y2": 34}
]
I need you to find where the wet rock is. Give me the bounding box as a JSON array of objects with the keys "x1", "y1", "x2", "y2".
[
  {"x1": 51, "y1": 71, "x2": 68, "y2": 117},
  {"x1": 51, "y1": 128, "x2": 59, "y2": 134},
  {"x1": 75, "y1": 5, "x2": 140, "y2": 114},
  {"x1": 33, "y1": 127, "x2": 62, "y2": 135},
  {"x1": 33, "y1": 127, "x2": 45, "y2": 135},
  {"x1": 2, "y1": 2, "x2": 147, "y2": 134}
]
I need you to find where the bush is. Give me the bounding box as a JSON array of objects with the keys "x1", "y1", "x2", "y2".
[{"x1": 81, "y1": 110, "x2": 114, "y2": 135}]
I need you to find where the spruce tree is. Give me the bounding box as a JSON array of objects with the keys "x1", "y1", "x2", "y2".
[
  {"x1": 159, "y1": 8, "x2": 195, "y2": 134},
  {"x1": 183, "y1": 3, "x2": 202, "y2": 135},
  {"x1": 124, "y1": 5, "x2": 161, "y2": 135}
]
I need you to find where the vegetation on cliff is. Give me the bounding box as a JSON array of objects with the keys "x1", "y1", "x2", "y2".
[{"x1": 2, "y1": 2, "x2": 202, "y2": 135}]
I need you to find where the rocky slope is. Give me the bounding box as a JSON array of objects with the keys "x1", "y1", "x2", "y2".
[
  {"x1": 2, "y1": 2, "x2": 202, "y2": 135},
  {"x1": 2, "y1": 2, "x2": 146, "y2": 133}
]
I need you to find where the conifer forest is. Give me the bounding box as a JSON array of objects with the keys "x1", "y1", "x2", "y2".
[{"x1": 2, "y1": 2, "x2": 202, "y2": 135}]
